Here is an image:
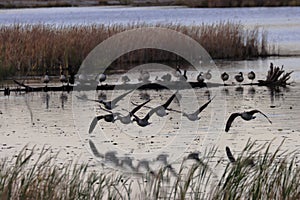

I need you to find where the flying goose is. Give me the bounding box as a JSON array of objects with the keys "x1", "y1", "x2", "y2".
[
  {"x1": 181, "y1": 96, "x2": 215, "y2": 121},
  {"x1": 115, "y1": 99, "x2": 151, "y2": 124},
  {"x1": 89, "y1": 114, "x2": 116, "y2": 133},
  {"x1": 225, "y1": 109, "x2": 272, "y2": 132},
  {"x1": 132, "y1": 91, "x2": 178, "y2": 127}
]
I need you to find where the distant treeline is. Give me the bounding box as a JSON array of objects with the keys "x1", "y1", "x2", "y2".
[
  {"x1": 0, "y1": 22, "x2": 271, "y2": 79},
  {"x1": 0, "y1": 0, "x2": 299, "y2": 8}
]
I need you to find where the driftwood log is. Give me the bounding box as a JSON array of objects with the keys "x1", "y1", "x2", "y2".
[
  {"x1": 1, "y1": 63, "x2": 293, "y2": 93},
  {"x1": 258, "y1": 63, "x2": 293, "y2": 86}
]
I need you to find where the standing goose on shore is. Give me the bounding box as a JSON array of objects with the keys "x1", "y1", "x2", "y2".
[
  {"x1": 197, "y1": 72, "x2": 205, "y2": 83},
  {"x1": 138, "y1": 70, "x2": 150, "y2": 83},
  {"x1": 76, "y1": 89, "x2": 134, "y2": 110},
  {"x1": 248, "y1": 71, "x2": 256, "y2": 84},
  {"x1": 221, "y1": 72, "x2": 229, "y2": 84},
  {"x1": 132, "y1": 91, "x2": 178, "y2": 127},
  {"x1": 225, "y1": 109, "x2": 272, "y2": 132},
  {"x1": 99, "y1": 73, "x2": 106, "y2": 84},
  {"x1": 161, "y1": 73, "x2": 172, "y2": 82},
  {"x1": 59, "y1": 70, "x2": 67, "y2": 85},
  {"x1": 121, "y1": 75, "x2": 130, "y2": 84},
  {"x1": 204, "y1": 70, "x2": 212, "y2": 80},
  {"x1": 43, "y1": 70, "x2": 50, "y2": 85},
  {"x1": 235, "y1": 72, "x2": 244, "y2": 85}
]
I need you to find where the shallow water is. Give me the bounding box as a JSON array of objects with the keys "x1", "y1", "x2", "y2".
[
  {"x1": 0, "y1": 6, "x2": 300, "y2": 54},
  {"x1": 0, "y1": 57, "x2": 299, "y2": 174}
]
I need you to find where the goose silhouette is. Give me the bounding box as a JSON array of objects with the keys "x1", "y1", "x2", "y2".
[{"x1": 225, "y1": 109, "x2": 272, "y2": 132}]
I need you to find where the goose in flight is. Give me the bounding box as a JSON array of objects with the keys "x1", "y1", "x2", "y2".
[
  {"x1": 225, "y1": 146, "x2": 236, "y2": 163},
  {"x1": 179, "y1": 69, "x2": 187, "y2": 81},
  {"x1": 132, "y1": 91, "x2": 178, "y2": 127},
  {"x1": 181, "y1": 96, "x2": 215, "y2": 121},
  {"x1": 76, "y1": 89, "x2": 134, "y2": 110},
  {"x1": 89, "y1": 114, "x2": 116, "y2": 133},
  {"x1": 226, "y1": 146, "x2": 255, "y2": 167},
  {"x1": 115, "y1": 99, "x2": 151, "y2": 124},
  {"x1": 225, "y1": 109, "x2": 272, "y2": 132}
]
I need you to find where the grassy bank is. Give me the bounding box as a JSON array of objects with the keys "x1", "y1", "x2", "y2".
[
  {"x1": 0, "y1": 140, "x2": 299, "y2": 199},
  {"x1": 0, "y1": 22, "x2": 271, "y2": 80}
]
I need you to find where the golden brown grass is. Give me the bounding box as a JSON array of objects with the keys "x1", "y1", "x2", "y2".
[{"x1": 0, "y1": 22, "x2": 270, "y2": 79}]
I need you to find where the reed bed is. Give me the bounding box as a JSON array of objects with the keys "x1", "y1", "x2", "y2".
[
  {"x1": 1, "y1": 140, "x2": 299, "y2": 199},
  {"x1": 0, "y1": 22, "x2": 270, "y2": 80}
]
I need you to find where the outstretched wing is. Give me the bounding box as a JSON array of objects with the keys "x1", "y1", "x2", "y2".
[
  {"x1": 249, "y1": 109, "x2": 272, "y2": 124},
  {"x1": 225, "y1": 146, "x2": 236, "y2": 163},
  {"x1": 130, "y1": 99, "x2": 151, "y2": 115},
  {"x1": 225, "y1": 113, "x2": 241, "y2": 132},
  {"x1": 89, "y1": 116, "x2": 104, "y2": 133},
  {"x1": 89, "y1": 140, "x2": 103, "y2": 158},
  {"x1": 192, "y1": 95, "x2": 215, "y2": 116},
  {"x1": 161, "y1": 91, "x2": 178, "y2": 109},
  {"x1": 111, "y1": 89, "x2": 134, "y2": 106}
]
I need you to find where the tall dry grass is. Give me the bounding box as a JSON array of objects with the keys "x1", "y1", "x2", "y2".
[
  {"x1": 0, "y1": 140, "x2": 299, "y2": 199},
  {"x1": 0, "y1": 22, "x2": 270, "y2": 80}
]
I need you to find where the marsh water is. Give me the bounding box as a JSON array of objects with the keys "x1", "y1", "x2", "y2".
[
  {"x1": 0, "y1": 6, "x2": 300, "y2": 185},
  {"x1": 1, "y1": 57, "x2": 299, "y2": 172}
]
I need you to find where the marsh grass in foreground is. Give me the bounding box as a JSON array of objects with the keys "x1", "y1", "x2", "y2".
[
  {"x1": 0, "y1": 22, "x2": 271, "y2": 80},
  {"x1": 1, "y1": 140, "x2": 299, "y2": 199}
]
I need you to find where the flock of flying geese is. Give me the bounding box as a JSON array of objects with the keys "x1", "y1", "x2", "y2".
[
  {"x1": 79, "y1": 88, "x2": 272, "y2": 134},
  {"x1": 74, "y1": 67, "x2": 271, "y2": 134}
]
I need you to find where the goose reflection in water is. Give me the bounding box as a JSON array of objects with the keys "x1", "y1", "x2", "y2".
[
  {"x1": 60, "y1": 92, "x2": 68, "y2": 109},
  {"x1": 235, "y1": 86, "x2": 244, "y2": 95},
  {"x1": 42, "y1": 93, "x2": 50, "y2": 109}
]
